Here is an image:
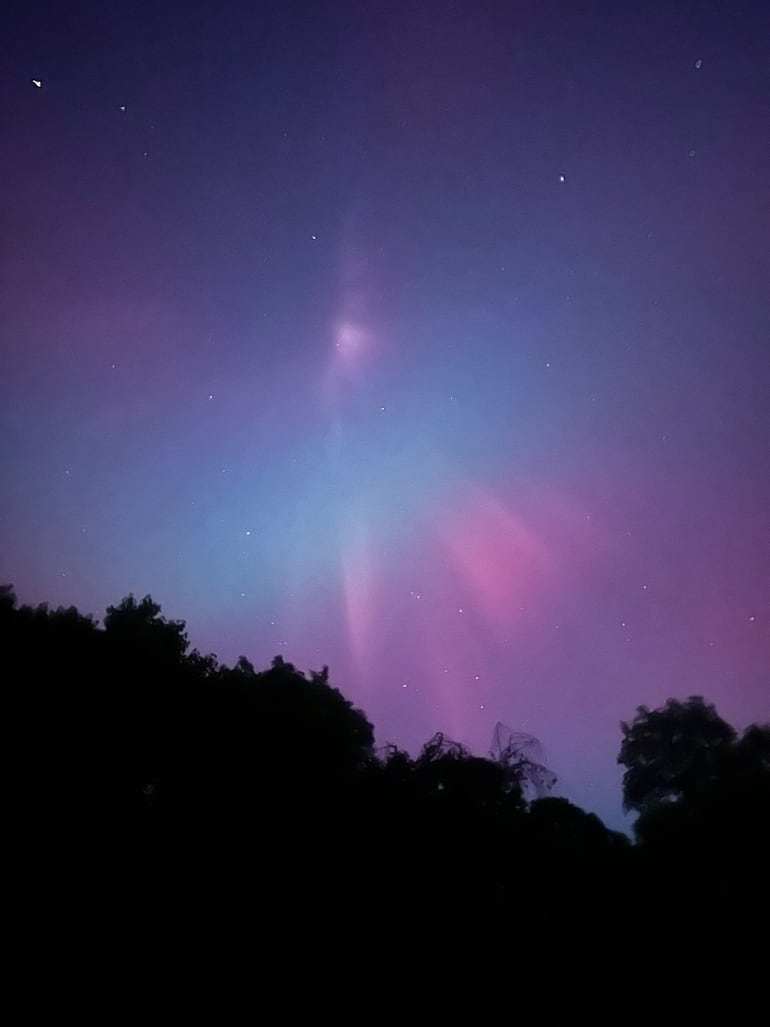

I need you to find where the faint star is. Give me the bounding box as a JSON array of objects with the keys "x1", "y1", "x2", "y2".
[
  {"x1": 688, "y1": 149, "x2": 696, "y2": 158},
  {"x1": 119, "y1": 105, "x2": 126, "y2": 112},
  {"x1": 695, "y1": 59, "x2": 703, "y2": 69}
]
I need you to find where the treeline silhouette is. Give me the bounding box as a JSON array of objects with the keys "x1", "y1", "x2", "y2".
[{"x1": 4, "y1": 586, "x2": 767, "y2": 1021}]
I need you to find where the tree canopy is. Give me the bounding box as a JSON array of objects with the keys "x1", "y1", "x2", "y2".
[
  {"x1": 618, "y1": 695, "x2": 737, "y2": 814},
  {"x1": 3, "y1": 584, "x2": 767, "y2": 1021}
]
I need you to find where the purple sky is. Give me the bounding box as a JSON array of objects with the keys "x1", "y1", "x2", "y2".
[{"x1": 2, "y1": 1, "x2": 767, "y2": 828}]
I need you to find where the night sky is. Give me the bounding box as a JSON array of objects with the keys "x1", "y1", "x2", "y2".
[{"x1": 2, "y1": 1, "x2": 767, "y2": 827}]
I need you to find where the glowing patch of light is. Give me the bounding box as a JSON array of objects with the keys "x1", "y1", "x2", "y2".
[
  {"x1": 334, "y1": 319, "x2": 368, "y2": 358},
  {"x1": 440, "y1": 487, "x2": 554, "y2": 635},
  {"x1": 340, "y1": 515, "x2": 376, "y2": 689}
]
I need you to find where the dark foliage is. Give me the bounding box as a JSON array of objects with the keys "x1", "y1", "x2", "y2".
[
  {"x1": 3, "y1": 585, "x2": 767, "y2": 1021},
  {"x1": 618, "y1": 695, "x2": 737, "y2": 814}
]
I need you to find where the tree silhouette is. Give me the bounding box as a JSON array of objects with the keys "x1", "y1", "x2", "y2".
[
  {"x1": 618, "y1": 695, "x2": 736, "y2": 816},
  {"x1": 4, "y1": 583, "x2": 768, "y2": 1020},
  {"x1": 103, "y1": 593, "x2": 190, "y2": 669},
  {"x1": 527, "y1": 796, "x2": 629, "y2": 852},
  {"x1": 489, "y1": 722, "x2": 557, "y2": 799}
]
